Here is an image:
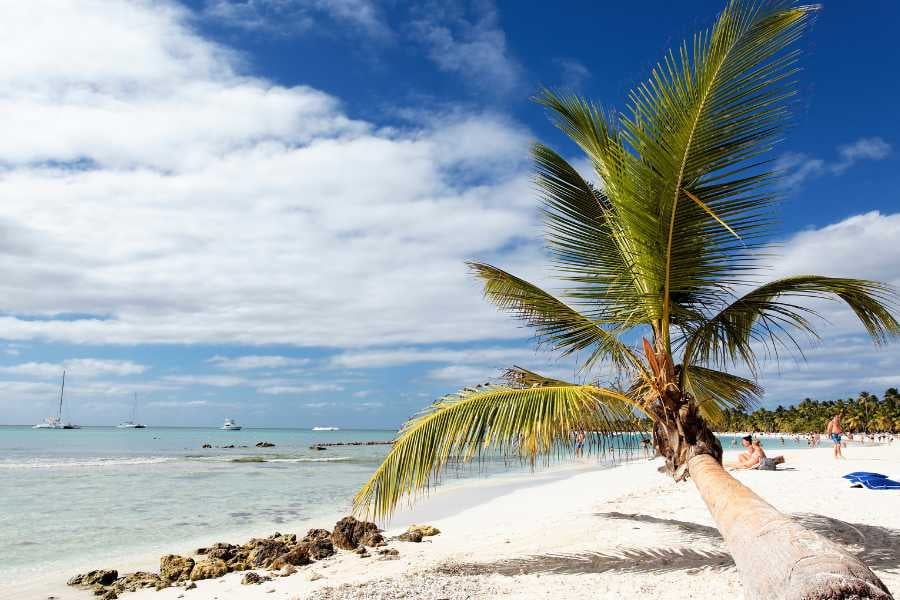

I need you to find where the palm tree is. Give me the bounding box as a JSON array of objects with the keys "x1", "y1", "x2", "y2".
[{"x1": 354, "y1": 2, "x2": 898, "y2": 598}]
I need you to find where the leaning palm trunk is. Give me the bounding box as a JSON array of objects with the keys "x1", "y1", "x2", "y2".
[
  {"x1": 353, "y1": 2, "x2": 900, "y2": 599},
  {"x1": 690, "y1": 455, "x2": 890, "y2": 599},
  {"x1": 652, "y1": 378, "x2": 891, "y2": 598}
]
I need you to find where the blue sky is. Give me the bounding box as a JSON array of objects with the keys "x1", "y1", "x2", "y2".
[{"x1": 1, "y1": 0, "x2": 898, "y2": 428}]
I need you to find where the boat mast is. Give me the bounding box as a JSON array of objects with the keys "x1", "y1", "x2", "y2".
[{"x1": 58, "y1": 370, "x2": 66, "y2": 420}]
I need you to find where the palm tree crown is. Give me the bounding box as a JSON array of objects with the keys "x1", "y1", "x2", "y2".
[{"x1": 354, "y1": 0, "x2": 899, "y2": 520}]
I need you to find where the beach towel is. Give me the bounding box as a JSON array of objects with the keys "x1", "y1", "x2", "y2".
[{"x1": 842, "y1": 472, "x2": 900, "y2": 490}]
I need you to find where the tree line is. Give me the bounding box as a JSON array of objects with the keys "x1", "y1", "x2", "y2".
[{"x1": 719, "y1": 388, "x2": 900, "y2": 434}]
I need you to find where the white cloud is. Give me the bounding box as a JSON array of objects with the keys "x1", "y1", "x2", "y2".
[
  {"x1": 411, "y1": 1, "x2": 521, "y2": 95},
  {"x1": 0, "y1": 358, "x2": 147, "y2": 379},
  {"x1": 555, "y1": 59, "x2": 590, "y2": 91},
  {"x1": 331, "y1": 346, "x2": 548, "y2": 368},
  {"x1": 777, "y1": 137, "x2": 891, "y2": 188},
  {"x1": 745, "y1": 211, "x2": 900, "y2": 405},
  {"x1": 258, "y1": 383, "x2": 344, "y2": 395},
  {"x1": 0, "y1": 0, "x2": 539, "y2": 350},
  {"x1": 204, "y1": 0, "x2": 390, "y2": 38},
  {"x1": 163, "y1": 375, "x2": 248, "y2": 387},
  {"x1": 208, "y1": 355, "x2": 310, "y2": 370}
]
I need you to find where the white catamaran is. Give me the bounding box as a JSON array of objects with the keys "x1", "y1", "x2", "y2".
[
  {"x1": 33, "y1": 370, "x2": 80, "y2": 429},
  {"x1": 117, "y1": 393, "x2": 146, "y2": 429}
]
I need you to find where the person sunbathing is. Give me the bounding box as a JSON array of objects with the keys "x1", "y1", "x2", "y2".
[
  {"x1": 749, "y1": 439, "x2": 785, "y2": 470},
  {"x1": 725, "y1": 435, "x2": 758, "y2": 468}
]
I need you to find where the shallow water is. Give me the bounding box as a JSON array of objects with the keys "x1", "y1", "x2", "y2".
[{"x1": 0, "y1": 426, "x2": 811, "y2": 582}]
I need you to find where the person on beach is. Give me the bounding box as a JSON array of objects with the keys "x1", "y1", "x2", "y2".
[
  {"x1": 826, "y1": 411, "x2": 845, "y2": 459},
  {"x1": 749, "y1": 439, "x2": 785, "y2": 471},
  {"x1": 573, "y1": 430, "x2": 585, "y2": 458},
  {"x1": 725, "y1": 435, "x2": 758, "y2": 469}
]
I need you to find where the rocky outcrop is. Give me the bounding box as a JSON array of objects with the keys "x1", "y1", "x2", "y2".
[
  {"x1": 332, "y1": 516, "x2": 384, "y2": 550},
  {"x1": 270, "y1": 546, "x2": 311, "y2": 570},
  {"x1": 397, "y1": 524, "x2": 440, "y2": 542},
  {"x1": 67, "y1": 569, "x2": 118, "y2": 587},
  {"x1": 159, "y1": 555, "x2": 195, "y2": 582},
  {"x1": 301, "y1": 528, "x2": 335, "y2": 559},
  {"x1": 255, "y1": 441, "x2": 275, "y2": 447},
  {"x1": 189, "y1": 559, "x2": 228, "y2": 581},
  {"x1": 241, "y1": 572, "x2": 271, "y2": 585},
  {"x1": 67, "y1": 516, "x2": 422, "y2": 597}
]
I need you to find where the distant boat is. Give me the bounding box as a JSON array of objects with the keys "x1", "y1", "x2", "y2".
[
  {"x1": 117, "y1": 393, "x2": 146, "y2": 429},
  {"x1": 33, "y1": 370, "x2": 80, "y2": 429},
  {"x1": 221, "y1": 418, "x2": 242, "y2": 431},
  {"x1": 312, "y1": 426, "x2": 339, "y2": 431}
]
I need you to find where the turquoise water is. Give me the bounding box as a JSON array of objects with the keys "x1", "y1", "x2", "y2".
[{"x1": 0, "y1": 426, "x2": 811, "y2": 584}]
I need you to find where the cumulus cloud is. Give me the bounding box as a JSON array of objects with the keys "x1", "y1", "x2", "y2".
[
  {"x1": 777, "y1": 137, "x2": 891, "y2": 188},
  {"x1": 163, "y1": 375, "x2": 249, "y2": 387},
  {"x1": 208, "y1": 355, "x2": 310, "y2": 370},
  {"x1": 0, "y1": 0, "x2": 538, "y2": 350},
  {"x1": 257, "y1": 383, "x2": 344, "y2": 395},
  {"x1": 410, "y1": 1, "x2": 521, "y2": 95},
  {"x1": 747, "y1": 211, "x2": 900, "y2": 404},
  {"x1": 204, "y1": 0, "x2": 390, "y2": 38},
  {"x1": 0, "y1": 359, "x2": 147, "y2": 379}
]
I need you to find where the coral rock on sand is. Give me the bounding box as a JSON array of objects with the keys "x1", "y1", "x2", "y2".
[
  {"x1": 67, "y1": 569, "x2": 119, "y2": 587},
  {"x1": 114, "y1": 572, "x2": 163, "y2": 592},
  {"x1": 241, "y1": 572, "x2": 271, "y2": 585},
  {"x1": 278, "y1": 565, "x2": 297, "y2": 577},
  {"x1": 247, "y1": 538, "x2": 292, "y2": 568},
  {"x1": 302, "y1": 528, "x2": 336, "y2": 559},
  {"x1": 189, "y1": 559, "x2": 228, "y2": 581},
  {"x1": 408, "y1": 524, "x2": 440, "y2": 537},
  {"x1": 397, "y1": 530, "x2": 422, "y2": 543},
  {"x1": 160, "y1": 555, "x2": 195, "y2": 582},
  {"x1": 332, "y1": 517, "x2": 384, "y2": 550},
  {"x1": 270, "y1": 546, "x2": 312, "y2": 569}
]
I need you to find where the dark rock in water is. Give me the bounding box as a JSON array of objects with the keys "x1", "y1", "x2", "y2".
[
  {"x1": 301, "y1": 528, "x2": 335, "y2": 559},
  {"x1": 160, "y1": 555, "x2": 195, "y2": 582},
  {"x1": 310, "y1": 445, "x2": 327, "y2": 451},
  {"x1": 241, "y1": 572, "x2": 271, "y2": 585},
  {"x1": 189, "y1": 559, "x2": 228, "y2": 581},
  {"x1": 255, "y1": 441, "x2": 275, "y2": 447},
  {"x1": 201, "y1": 443, "x2": 212, "y2": 448},
  {"x1": 332, "y1": 516, "x2": 383, "y2": 550},
  {"x1": 68, "y1": 569, "x2": 119, "y2": 587},
  {"x1": 270, "y1": 546, "x2": 311, "y2": 569}
]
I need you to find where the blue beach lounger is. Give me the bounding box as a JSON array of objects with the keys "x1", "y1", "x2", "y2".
[{"x1": 842, "y1": 472, "x2": 900, "y2": 490}]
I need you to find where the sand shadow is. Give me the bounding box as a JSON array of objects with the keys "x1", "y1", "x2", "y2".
[{"x1": 437, "y1": 512, "x2": 900, "y2": 576}]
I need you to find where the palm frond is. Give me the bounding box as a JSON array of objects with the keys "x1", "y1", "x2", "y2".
[
  {"x1": 468, "y1": 262, "x2": 648, "y2": 376},
  {"x1": 682, "y1": 365, "x2": 762, "y2": 425},
  {"x1": 618, "y1": 1, "x2": 819, "y2": 343},
  {"x1": 353, "y1": 382, "x2": 643, "y2": 519},
  {"x1": 533, "y1": 142, "x2": 656, "y2": 327},
  {"x1": 681, "y1": 276, "x2": 900, "y2": 375}
]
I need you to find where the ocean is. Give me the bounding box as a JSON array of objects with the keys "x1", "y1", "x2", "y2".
[{"x1": 0, "y1": 426, "x2": 813, "y2": 586}]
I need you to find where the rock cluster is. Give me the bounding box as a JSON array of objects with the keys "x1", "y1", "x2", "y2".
[
  {"x1": 396, "y1": 524, "x2": 441, "y2": 543},
  {"x1": 309, "y1": 441, "x2": 393, "y2": 448},
  {"x1": 66, "y1": 516, "x2": 419, "y2": 598},
  {"x1": 255, "y1": 441, "x2": 276, "y2": 447}
]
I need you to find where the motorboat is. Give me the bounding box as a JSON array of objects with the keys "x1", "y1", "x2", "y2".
[
  {"x1": 311, "y1": 426, "x2": 339, "y2": 431},
  {"x1": 221, "y1": 418, "x2": 242, "y2": 430},
  {"x1": 34, "y1": 371, "x2": 80, "y2": 429}
]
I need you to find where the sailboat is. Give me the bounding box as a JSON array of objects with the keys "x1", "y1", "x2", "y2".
[
  {"x1": 117, "y1": 393, "x2": 146, "y2": 429},
  {"x1": 33, "y1": 370, "x2": 80, "y2": 429}
]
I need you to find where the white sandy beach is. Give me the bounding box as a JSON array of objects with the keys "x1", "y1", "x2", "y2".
[{"x1": 23, "y1": 443, "x2": 900, "y2": 600}]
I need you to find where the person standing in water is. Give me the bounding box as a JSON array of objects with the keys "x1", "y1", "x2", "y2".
[{"x1": 826, "y1": 411, "x2": 845, "y2": 459}]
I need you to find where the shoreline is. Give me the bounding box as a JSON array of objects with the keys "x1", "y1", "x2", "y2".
[{"x1": 11, "y1": 443, "x2": 899, "y2": 600}]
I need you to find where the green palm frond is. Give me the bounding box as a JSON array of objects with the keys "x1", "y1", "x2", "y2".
[
  {"x1": 468, "y1": 262, "x2": 648, "y2": 376},
  {"x1": 502, "y1": 365, "x2": 572, "y2": 388},
  {"x1": 682, "y1": 365, "x2": 762, "y2": 425},
  {"x1": 619, "y1": 1, "x2": 818, "y2": 344},
  {"x1": 353, "y1": 382, "x2": 643, "y2": 519},
  {"x1": 533, "y1": 142, "x2": 655, "y2": 327},
  {"x1": 681, "y1": 276, "x2": 900, "y2": 375}
]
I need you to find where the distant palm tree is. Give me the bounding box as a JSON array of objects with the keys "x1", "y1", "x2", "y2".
[{"x1": 354, "y1": 2, "x2": 898, "y2": 598}]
